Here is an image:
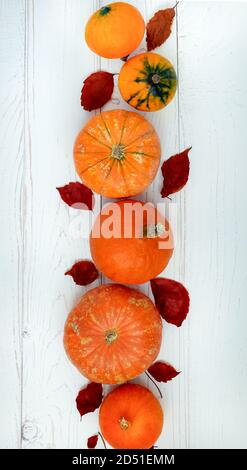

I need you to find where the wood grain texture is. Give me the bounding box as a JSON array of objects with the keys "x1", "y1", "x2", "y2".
[
  {"x1": 0, "y1": 0, "x2": 247, "y2": 449},
  {"x1": 0, "y1": 0, "x2": 25, "y2": 449},
  {"x1": 178, "y1": 1, "x2": 247, "y2": 449},
  {"x1": 21, "y1": 0, "x2": 101, "y2": 449}
]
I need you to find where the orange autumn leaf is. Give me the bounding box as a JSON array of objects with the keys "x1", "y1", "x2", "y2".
[{"x1": 146, "y1": 8, "x2": 175, "y2": 51}]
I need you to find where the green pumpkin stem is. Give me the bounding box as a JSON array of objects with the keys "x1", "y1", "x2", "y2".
[{"x1": 99, "y1": 6, "x2": 111, "y2": 16}]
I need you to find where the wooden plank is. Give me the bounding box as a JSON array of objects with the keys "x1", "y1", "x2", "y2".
[
  {"x1": 142, "y1": 0, "x2": 187, "y2": 450},
  {"x1": 99, "y1": 0, "x2": 183, "y2": 449},
  {"x1": 0, "y1": 0, "x2": 25, "y2": 449},
  {"x1": 21, "y1": 0, "x2": 101, "y2": 449},
  {"x1": 178, "y1": 1, "x2": 247, "y2": 448}
]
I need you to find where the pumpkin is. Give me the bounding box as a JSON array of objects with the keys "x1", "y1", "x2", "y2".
[
  {"x1": 85, "y1": 2, "x2": 145, "y2": 59},
  {"x1": 73, "y1": 109, "x2": 161, "y2": 198},
  {"x1": 99, "y1": 383, "x2": 164, "y2": 449},
  {"x1": 118, "y1": 52, "x2": 177, "y2": 112},
  {"x1": 64, "y1": 284, "x2": 162, "y2": 384},
  {"x1": 90, "y1": 199, "x2": 174, "y2": 284}
]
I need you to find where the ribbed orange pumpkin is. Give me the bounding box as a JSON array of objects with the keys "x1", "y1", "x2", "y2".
[
  {"x1": 99, "y1": 383, "x2": 164, "y2": 449},
  {"x1": 73, "y1": 109, "x2": 161, "y2": 198},
  {"x1": 64, "y1": 284, "x2": 162, "y2": 384},
  {"x1": 85, "y1": 2, "x2": 145, "y2": 59}
]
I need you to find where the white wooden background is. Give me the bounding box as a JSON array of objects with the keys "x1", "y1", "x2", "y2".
[{"x1": 1, "y1": 0, "x2": 247, "y2": 449}]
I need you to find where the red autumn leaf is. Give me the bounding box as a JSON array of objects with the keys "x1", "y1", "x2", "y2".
[
  {"x1": 81, "y1": 71, "x2": 114, "y2": 111},
  {"x1": 57, "y1": 182, "x2": 94, "y2": 210},
  {"x1": 146, "y1": 8, "x2": 175, "y2": 51},
  {"x1": 87, "y1": 434, "x2": 98, "y2": 449},
  {"x1": 65, "y1": 260, "x2": 99, "y2": 286},
  {"x1": 150, "y1": 278, "x2": 190, "y2": 327},
  {"x1": 161, "y1": 147, "x2": 192, "y2": 198},
  {"x1": 148, "y1": 361, "x2": 180, "y2": 383},
  {"x1": 76, "y1": 382, "x2": 103, "y2": 417}
]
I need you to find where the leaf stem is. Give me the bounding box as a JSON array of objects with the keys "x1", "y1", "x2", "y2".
[
  {"x1": 145, "y1": 371, "x2": 163, "y2": 399},
  {"x1": 98, "y1": 432, "x2": 107, "y2": 449}
]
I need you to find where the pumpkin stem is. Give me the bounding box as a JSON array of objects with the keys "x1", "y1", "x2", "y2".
[
  {"x1": 152, "y1": 74, "x2": 161, "y2": 85},
  {"x1": 119, "y1": 417, "x2": 129, "y2": 430},
  {"x1": 105, "y1": 329, "x2": 118, "y2": 344},
  {"x1": 99, "y1": 6, "x2": 111, "y2": 16},
  {"x1": 145, "y1": 371, "x2": 163, "y2": 399},
  {"x1": 142, "y1": 223, "x2": 165, "y2": 238},
  {"x1": 111, "y1": 144, "x2": 125, "y2": 161},
  {"x1": 121, "y1": 55, "x2": 129, "y2": 62}
]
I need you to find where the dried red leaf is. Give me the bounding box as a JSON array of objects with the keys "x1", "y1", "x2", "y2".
[
  {"x1": 65, "y1": 260, "x2": 99, "y2": 286},
  {"x1": 146, "y1": 8, "x2": 175, "y2": 51},
  {"x1": 81, "y1": 71, "x2": 114, "y2": 111},
  {"x1": 161, "y1": 147, "x2": 191, "y2": 198},
  {"x1": 150, "y1": 278, "x2": 190, "y2": 327},
  {"x1": 76, "y1": 382, "x2": 103, "y2": 417},
  {"x1": 148, "y1": 361, "x2": 180, "y2": 383},
  {"x1": 57, "y1": 182, "x2": 94, "y2": 210},
  {"x1": 87, "y1": 434, "x2": 98, "y2": 449}
]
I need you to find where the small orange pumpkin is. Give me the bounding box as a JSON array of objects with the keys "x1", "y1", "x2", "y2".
[
  {"x1": 118, "y1": 52, "x2": 177, "y2": 112},
  {"x1": 73, "y1": 109, "x2": 161, "y2": 198},
  {"x1": 90, "y1": 199, "x2": 174, "y2": 285},
  {"x1": 99, "y1": 383, "x2": 164, "y2": 449},
  {"x1": 64, "y1": 284, "x2": 162, "y2": 384},
  {"x1": 85, "y1": 2, "x2": 145, "y2": 59}
]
